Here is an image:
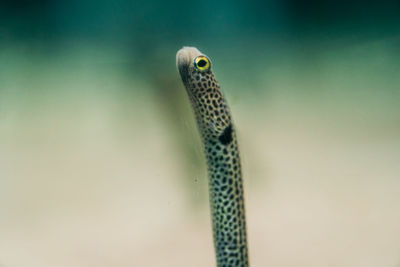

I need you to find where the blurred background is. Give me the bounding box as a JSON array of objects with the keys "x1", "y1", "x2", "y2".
[{"x1": 1, "y1": 1, "x2": 400, "y2": 266}]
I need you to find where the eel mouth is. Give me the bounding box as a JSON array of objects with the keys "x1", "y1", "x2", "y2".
[{"x1": 176, "y1": 46, "x2": 202, "y2": 84}]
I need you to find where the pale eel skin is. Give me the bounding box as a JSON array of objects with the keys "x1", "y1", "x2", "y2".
[{"x1": 176, "y1": 47, "x2": 249, "y2": 267}]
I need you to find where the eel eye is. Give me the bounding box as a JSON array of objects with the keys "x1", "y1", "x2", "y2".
[{"x1": 194, "y1": 56, "x2": 211, "y2": 72}]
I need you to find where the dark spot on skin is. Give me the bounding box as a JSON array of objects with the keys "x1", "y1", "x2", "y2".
[
  {"x1": 212, "y1": 100, "x2": 218, "y2": 108},
  {"x1": 219, "y1": 124, "x2": 233, "y2": 145}
]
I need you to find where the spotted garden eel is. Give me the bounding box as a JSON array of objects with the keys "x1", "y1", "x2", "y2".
[{"x1": 176, "y1": 47, "x2": 249, "y2": 267}]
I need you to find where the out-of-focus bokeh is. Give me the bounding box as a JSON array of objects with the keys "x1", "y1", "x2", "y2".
[{"x1": 1, "y1": 1, "x2": 400, "y2": 266}]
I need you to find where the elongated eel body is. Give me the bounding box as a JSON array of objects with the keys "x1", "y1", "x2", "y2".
[{"x1": 176, "y1": 47, "x2": 249, "y2": 267}]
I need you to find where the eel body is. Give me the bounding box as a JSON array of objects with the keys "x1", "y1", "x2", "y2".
[{"x1": 176, "y1": 47, "x2": 249, "y2": 267}]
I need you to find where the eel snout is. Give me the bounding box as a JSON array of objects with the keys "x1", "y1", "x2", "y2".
[{"x1": 176, "y1": 46, "x2": 202, "y2": 83}]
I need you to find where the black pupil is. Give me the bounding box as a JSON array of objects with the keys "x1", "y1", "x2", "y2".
[{"x1": 197, "y1": 59, "x2": 207, "y2": 68}]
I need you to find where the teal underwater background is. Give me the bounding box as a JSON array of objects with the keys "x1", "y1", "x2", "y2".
[{"x1": 1, "y1": 1, "x2": 400, "y2": 266}]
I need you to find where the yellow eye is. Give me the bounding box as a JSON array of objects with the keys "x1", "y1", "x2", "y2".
[{"x1": 194, "y1": 56, "x2": 211, "y2": 72}]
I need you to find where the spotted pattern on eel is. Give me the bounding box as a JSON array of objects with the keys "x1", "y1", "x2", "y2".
[{"x1": 176, "y1": 47, "x2": 249, "y2": 267}]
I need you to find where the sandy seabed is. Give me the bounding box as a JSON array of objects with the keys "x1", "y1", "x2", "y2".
[{"x1": 1, "y1": 91, "x2": 399, "y2": 267}]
